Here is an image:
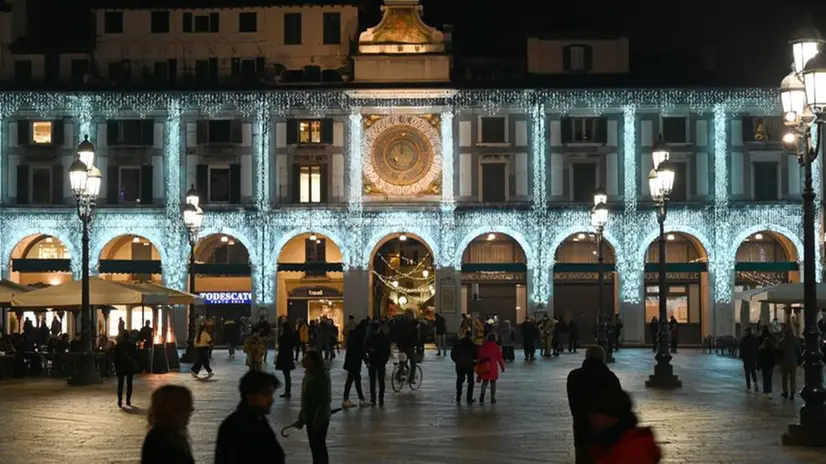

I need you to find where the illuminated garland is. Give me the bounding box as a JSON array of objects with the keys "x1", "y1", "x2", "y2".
[
  {"x1": 440, "y1": 111, "x2": 455, "y2": 209},
  {"x1": 375, "y1": 252, "x2": 432, "y2": 280}
]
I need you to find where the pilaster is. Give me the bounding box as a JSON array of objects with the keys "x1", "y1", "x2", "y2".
[{"x1": 344, "y1": 266, "x2": 370, "y2": 320}]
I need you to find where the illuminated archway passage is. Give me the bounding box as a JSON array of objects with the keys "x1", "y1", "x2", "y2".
[
  {"x1": 370, "y1": 233, "x2": 435, "y2": 319},
  {"x1": 193, "y1": 234, "x2": 251, "y2": 342}
]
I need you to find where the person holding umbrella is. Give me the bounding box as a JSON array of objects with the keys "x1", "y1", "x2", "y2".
[{"x1": 297, "y1": 350, "x2": 332, "y2": 463}]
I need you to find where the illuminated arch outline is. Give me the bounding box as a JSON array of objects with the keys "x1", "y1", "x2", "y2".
[
  {"x1": 453, "y1": 226, "x2": 534, "y2": 269},
  {"x1": 3, "y1": 230, "x2": 79, "y2": 279},
  {"x1": 730, "y1": 224, "x2": 803, "y2": 264},
  {"x1": 547, "y1": 224, "x2": 623, "y2": 267},
  {"x1": 363, "y1": 227, "x2": 438, "y2": 270},
  {"x1": 273, "y1": 227, "x2": 348, "y2": 269},
  {"x1": 91, "y1": 230, "x2": 169, "y2": 274}
]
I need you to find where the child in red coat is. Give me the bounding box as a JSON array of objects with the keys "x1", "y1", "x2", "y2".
[
  {"x1": 589, "y1": 388, "x2": 661, "y2": 464},
  {"x1": 476, "y1": 332, "x2": 505, "y2": 404}
]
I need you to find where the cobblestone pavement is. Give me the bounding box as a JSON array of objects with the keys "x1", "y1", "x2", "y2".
[{"x1": 1, "y1": 348, "x2": 826, "y2": 464}]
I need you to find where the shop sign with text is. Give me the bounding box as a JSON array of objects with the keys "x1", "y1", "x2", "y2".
[{"x1": 199, "y1": 292, "x2": 252, "y2": 305}]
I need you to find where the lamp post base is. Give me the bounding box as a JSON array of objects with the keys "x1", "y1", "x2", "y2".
[
  {"x1": 782, "y1": 424, "x2": 826, "y2": 447},
  {"x1": 645, "y1": 355, "x2": 682, "y2": 388},
  {"x1": 180, "y1": 344, "x2": 197, "y2": 363},
  {"x1": 66, "y1": 354, "x2": 103, "y2": 386}
]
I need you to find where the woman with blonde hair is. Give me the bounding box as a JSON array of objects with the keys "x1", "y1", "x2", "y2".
[{"x1": 141, "y1": 385, "x2": 195, "y2": 464}]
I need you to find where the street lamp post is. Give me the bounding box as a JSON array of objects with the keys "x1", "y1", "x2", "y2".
[
  {"x1": 180, "y1": 185, "x2": 203, "y2": 363},
  {"x1": 645, "y1": 135, "x2": 682, "y2": 388},
  {"x1": 67, "y1": 135, "x2": 103, "y2": 386},
  {"x1": 591, "y1": 188, "x2": 612, "y2": 362},
  {"x1": 778, "y1": 25, "x2": 826, "y2": 446}
]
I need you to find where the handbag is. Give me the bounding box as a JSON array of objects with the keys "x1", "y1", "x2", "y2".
[{"x1": 474, "y1": 358, "x2": 490, "y2": 376}]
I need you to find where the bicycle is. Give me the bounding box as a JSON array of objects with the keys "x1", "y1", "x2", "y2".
[{"x1": 391, "y1": 351, "x2": 423, "y2": 392}]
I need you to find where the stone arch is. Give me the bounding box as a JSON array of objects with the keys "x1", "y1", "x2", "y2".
[
  {"x1": 363, "y1": 227, "x2": 438, "y2": 269},
  {"x1": 636, "y1": 225, "x2": 712, "y2": 266},
  {"x1": 92, "y1": 230, "x2": 168, "y2": 272},
  {"x1": 731, "y1": 224, "x2": 802, "y2": 264},
  {"x1": 198, "y1": 226, "x2": 257, "y2": 264},
  {"x1": 548, "y1": 224, "x2": 623, "y2": 266},
  {"x1": 274, "y1": 227, "x2": 347, "y2": 267},
  {"x1": 454, "y1": 225, "x2": 533, "y2": 269},
  {"x1": 5, "y1": 230, "x2": 78, "y2": 278}
]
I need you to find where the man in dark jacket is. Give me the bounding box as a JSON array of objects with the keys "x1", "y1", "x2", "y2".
[
  {"x1": 396, "y1": 312, "x2": 420, "y2": 385},
  {"x1": 739, "y1": 327, "x2": 759, "y2": 392},
  {"x1": 567, "y1": 346, "x2": 622, "y2": 464},
  {"x1": 215, "y1": 370, "x2": 284, "y2": 464},
  {"x1": 434, "y1": 313, "x2": 447, "y2": 356},
  {"x1": 521, "y1": 317, "x2": 538, "y2": 360},
  {"x1": 366, "y1": 320, "x2": 392, "y2": 405},
  {"x1": 451, "y1": 332, "x2": 478, "y2": 404}
]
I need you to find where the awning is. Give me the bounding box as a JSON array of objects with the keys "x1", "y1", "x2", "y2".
[
  {"x1": 0, "y1": 280, "x2": 33, "y2": 305},
  {"x1": 11, "y1": 277, "x2": 167, "y2": 308},
  {"x1": 128, "y1": 281, "x2": 204, "y2": 306},
  {"x1": 193, "y1": 263, "x2": 252, "y2": 276},
  {"x1": 12, "y1": 258, "x2": 71, "y2": 273},
  {"x1": 99, "y1": 259, "x2": 162, "y2": 275},
  {"x1": 736, "y1": 283, "x2": 826, "y2": 307}
]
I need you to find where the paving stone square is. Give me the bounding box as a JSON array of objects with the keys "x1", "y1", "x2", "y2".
[{"x1": 1, "y1": 348, "x2": 825, "y2": 463}]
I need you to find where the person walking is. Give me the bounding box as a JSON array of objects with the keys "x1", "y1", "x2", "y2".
[
  {"x1": 114, "y1": 331, "x2": 139, "y2": 408},
  {"x1": 342, "y1": 319, "x2": 369, "y2": 408},
  {"x1": 214, "y1": 371, "x2": 285, "y2": 464},
  {"x1": 318, "y1": 317, "x2": 333, "y2": 360},
  {"x1": 224, "y1": 318, "x2": 238, "y2": 358},
  {"x1": 276, "y1": 318, "x2": 298, "y2": 398},
  {"x1": 739, "y1": 327, "x2": 759, "y2": 393},
  {"x1": 434, "y1": 312, "x2": 447, "y2": 356},
  {"x1": 397, "y1": 311, "x2": 420, "y2": 385},
  {"x1": 253, "y1": 316, "x2": 272, "y2": 362},
  {"x1": 365, "y1": 319, "x2": 391, "y2": 406},
  {"x1": 567, "y1": 346, "x2": 622, "y2": 464},
  {"x1": 568, "y1": 319, "x2": 579, "y2": 353},
  {"x1": 297, "y1": 350, "x2": 332, "y2": 464},
  {"x1": 649, "y1": 317, "x2": 658, "y2": 352},
  {"x1": 243, "y1": 332, "x2": 265, "y2": 372},
  {"x1": 190, "y1": 322, "x2": 214, "y2": 379},
  {"x1": 451, "y1": 331, "x2": 478, "y2": 404},
  {"x1": 587, "y1": 389, "x2": 661, "y2": 464},
  {"x1": 521, "y1": 317, "x2": 538, "y2": 361},
  {"x1": 141, "y1": 385, "x2": 195, "y2": 464},
  {"x1": 757, "y1": 337, "x2": 776, "y2": 399},
  {"x1": 499, "y1": 319, "x2": 515, "y2": 361},
  {"x1": 539, "y1": 315, "x2": 553, "y2": 357},
  {"x1": 668, "y1": 316, "x2": 679, "y2": 353},
  {"x1": 777, "y1": 328, "x2": 802, "y2": 401},
  {"x1": 477, "y1": 332, "x2": 505, "y2": 404},
  {"x1": 296, "y1": 318, "x2": 309, "y2": 361}
]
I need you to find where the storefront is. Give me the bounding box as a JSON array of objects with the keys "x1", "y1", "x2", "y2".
[
  {"x1": 643, "y1": 271, "x2": 703, "y2": 345},
  {"x1": 287, "y1": 286, "x2": 344, "y2": 335},
  {"x1": 198, "y1": 291, "x2": 253, "y2": 322}
]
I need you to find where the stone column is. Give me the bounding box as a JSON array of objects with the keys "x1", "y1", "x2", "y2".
[
  {"x1": 711, "y1": 261, "x2": 735, "y2": 337},
  {"x1": 528, "y1": 266, "x2": 553, "y2": 316},
  {"x1": 618, "y1": 265, "x2": 645, "y2": 345},
  {"x1": 435, "y1": 267, "x2": 461, "y2": 333},
  {"x1": 344, "y1": 266, "x2": 370, "y2": 320}
]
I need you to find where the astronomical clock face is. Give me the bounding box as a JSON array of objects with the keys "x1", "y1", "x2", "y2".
[{"x1": 363, "y1": 115, "x2": 442, "y2": 196}]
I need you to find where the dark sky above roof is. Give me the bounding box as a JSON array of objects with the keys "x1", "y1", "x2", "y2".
[{"x1": 24, "y1": 0, "x2": 826, "y2": 86}]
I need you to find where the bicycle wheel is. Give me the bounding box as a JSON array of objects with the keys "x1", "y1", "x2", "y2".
[
  {"x1": 390, "y1": 365, "x2": 405, "y2": 392},
  {"x1": 409, "y1": 365, "x2": 423, "y2": 391}
]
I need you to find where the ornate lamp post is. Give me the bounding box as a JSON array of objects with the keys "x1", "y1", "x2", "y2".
[
  {"x1": 67, "y1": 135, "x2": 102, "y2": 385},
  {"x1": 591, "y1": 188, "x2": 612, "y2": 362},
  {"x1": 180, "y1": 185, "x2": 203, "y2": 363},
  {"x1": 778, "y1": 25, "x2": 826, "y2": 446},
  {"x1": 645, "y1": 135, "x2": 681, "y2": 388}
]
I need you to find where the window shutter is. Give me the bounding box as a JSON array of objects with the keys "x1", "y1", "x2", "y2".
[
  {"x1": 741, "y1": 116, "x2": 754, "y2": 142},
  {"x1": 286, "y1": 119, "x2": 298, "y2": 145},
  {"x1": 584, "y1": 46, "x2": 594, "y2": 72},
  {"x1": 168, "y1": 59, "x2": 178, "y2": 84},
  {"x1": 17, "y1": 120, "x2": 29, "y2": 145},
  {"x1": 142, "y1": 120, "x2": 154, "y2": 146},
  {"x1": 196, "y1": 164, "x2": 209, "y2": 204},
  {"x1": 321, "y1": 118, "x2": 334, "y2": 144},
  {"x1": 183, "y1": 13, "x2": 193, "y2": 33},
  {"x1": 595, "y1": 118, "x2": 607, "y2": 143},
  {"x1": 230, "y1": 120, "x2": 242, "y2": 143},
  {"x1": 52, "y1": 120, "x2": 65, "y2": 145},
  {"x1": 562, "y1": 46, "x2": 572, "y2": 72},
  {"x1": 560, "y1": 117, "x2": 573, "y2": 143},
  {"x1": 209, "y1": 12, "x2": 219, "y2": 32},
  {"x1": 229, "y1": 163, "x2": 242, "y2": 204},
  {"x1": 255, "y1": 57, "x2": 265, "y2": 77},
  {"x1": 107, "y1": 164, "x2": 119, "y2": 204},
  {"x1": 106, "y1": 121, "x2": 119, "y2": 145},
  {"x1": 208, "y1": 58, "x2": 218, "y2": 82},
  {"x1": 51, "y1": 165, "x2": 64, "y2": 205},
  {"x1": 16, "y1": 164, "x2": 29, "y2": 204},
  {"x1": 320, "y1": 163, "x2": 329, "y2": 202},
  {"x1": 291, "y1": 164, "x2": 301, "y2": 202},
  {"x1": 196, "y1": 121, "x2": 208, "y2": 144},
  {"x1": 318, "y1": 238, "x2": 327, "y2": 262},
  {"x1": 141, "y1": 164, "x2": 154, "y2": 204},
  {"x1": 230, "y1": 58, "x2": 240, "y2": 77}
]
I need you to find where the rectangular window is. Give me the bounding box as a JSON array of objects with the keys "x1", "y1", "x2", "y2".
[
  {"x1": 70, "y1": 59, "x2": 89, "y2": 84},
  {"x1": 753, "y1": 161, "x2": 779, "y2": 201},
  {"x1": 299, "y1": 120, "x2": 322, "y2": 144},
  {"x1": 662, "y1": 117, "x2": 688, "y2": 143},
  {"x1": 571, "y1": 162, "x2": 597, "y2": 202},
  {"x1": 567, "y1": 117, "x2": 606, "y2": 143},
  {"x1": 150, "y1": 11, "x2": 170, "y2": 33},
  {"x1": 645, "y1": 294, "x2": 689, "y2": 323},
  {"x1": 299, "y1": 165, "x2": 322, "y2": 203},
  {"x1": 570, "y1": 46, "x2": 586, "y2": 71},
  {"x1": 107, "y1": 120, "x2": 154, "y2": 146},
  {"x1": 323, "y1": 12, "x2": 341, "y2": 45},
  {"x1": 31, "y1": 168, "x2": 51, "y2": 205},
  {"x1": 743, "y1": 116, "x2": 783, "y2": 143},
  {"x1": 14, "y1": 60, "x2": 32, "y2": 81},
  {"x1": 193, "y1": 14, "x2": 210, "y2": 33},
  {"x1": 154, "y1": 61, "x2": 169, "y2": 81},
  {"x1": 205, "y1": 120, "x2": 241, "y2": 144},
  {"x1": 481, "y1": 163, "x2": 506, "y2": 202},
  {"x1": 182, "y1": 12, "x2": 193, "y2": 32},
  {"x1": 564, "y1": 45, "x2": 592, "y2": 73},
  {"x1": 284, "y1": 13, "x2": 302, "y2": 45},
  {"x1": 480, "y1": 117, "x2": 506, "y2": 144},
  {"x1": 104, "y1": 11, "x2": 123, "y2": 33},
  {"x1": 239, "y1": 12, "x2": 257, "y2": 32},
  {"x1": 305, "y1": 238, "x2": 326, "y2": 263},
  {"x1": 670, "y1": 161, "x2": 688, "y2": 202},
  {"x1": 120, "y1": 167, "x2": 141, "y2": 203},
  {"x1": 209, "y1": 168, "x2": 231, "y2": 202},
  {"x1": 31, "y1": 122, "x2": 53, "y2": 144}
]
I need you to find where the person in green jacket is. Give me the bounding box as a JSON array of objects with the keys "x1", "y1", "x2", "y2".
[{"x1": 297, "y1": 350, "x2": 331, "y2": 463}]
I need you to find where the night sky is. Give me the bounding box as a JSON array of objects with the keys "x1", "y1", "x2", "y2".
[{"x1": 26, "y1": 0, "x2": 826, "y2": 87}]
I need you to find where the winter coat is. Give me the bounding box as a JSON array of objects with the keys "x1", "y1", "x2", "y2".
[
  {"x1": 777, "y1": 334, "x2": 802, "y2": 366},
  {"x1": 223, "y1": 320, "x2": 238, "y2": 343},
  {"x1": 343, "y1": 324, "x2": 367, "y2": 373},
  {"x1": 365, "y1": 327, "x2": 392, "y2": 367},
  {"x1": 590, "y1": 426, "x2": 661, "y2": 464},
  {"x1": 141, "y1": 427, "x2": 195, "y2": 464},
  {"x1": 521, "y1": 321, "x2": 538, "y2": 344},
  {"x1": 568, "y1": 321, "x2": 579, "y2": 338},
  {"x1": 300, "y1": 366, "x2": 332, "y2": 426},
  {"x1": 214, "y1": 402, "x2": 285, "y2": 464},
  {"x1": 435, "y1": 313, "x2": 447, "y2": 335},
  {"x1": 757, "y1": 345, "x2": 776, "y2": 369},
  {"x1": 477, "y1": 340, "x2": 505, "y2": 381},
  {"x1": 739, "y1": 333, "x2": 758, "y2": 362},
  {"x1": 298, "y1": 323, "x2": 309, "y2": 343},
  {"x1": 567, "y1": 359, "x2": 623, "y2": 448},
  {"x1": 396, "y1": 319, "x2": 419, "y2": 352},
  {"x1": 472, "y1": 319, "x2": 485, "y2": 345},
  {"x1": 318, "y1": 320, "x2": 333, "y2": 344},
  {"x1": 275, "y1": 325, "x2": 296, "y2": 371},
  {"x1": 194, "y1": 330, "x2": 212, "y2": 348},
  {"x1": 499, "y1": 321, "x2": 515, "y2": 347},
  {"x1": 243, "y1": 335, "x2": 265, "y2": 367},
  {"x1": 451, "y1": 336, "x2": 478, "y2": 373},
  {"x1": 114, "y1": 339, "x2": 138, "y2": 376}
]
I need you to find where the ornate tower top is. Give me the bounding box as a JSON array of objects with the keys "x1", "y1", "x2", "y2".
[{"x1": 358, "y1": 0, "x2": 445, "y2": 54}]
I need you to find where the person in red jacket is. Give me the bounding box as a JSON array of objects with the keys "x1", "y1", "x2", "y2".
[{"x1": 588, "y1": 388, "x2": 661, "y2": 464}]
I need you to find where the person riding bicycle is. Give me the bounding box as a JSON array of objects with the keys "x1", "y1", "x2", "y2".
[{"x1": 396, "y1": 311, "x2": 420, "y2": 385}]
